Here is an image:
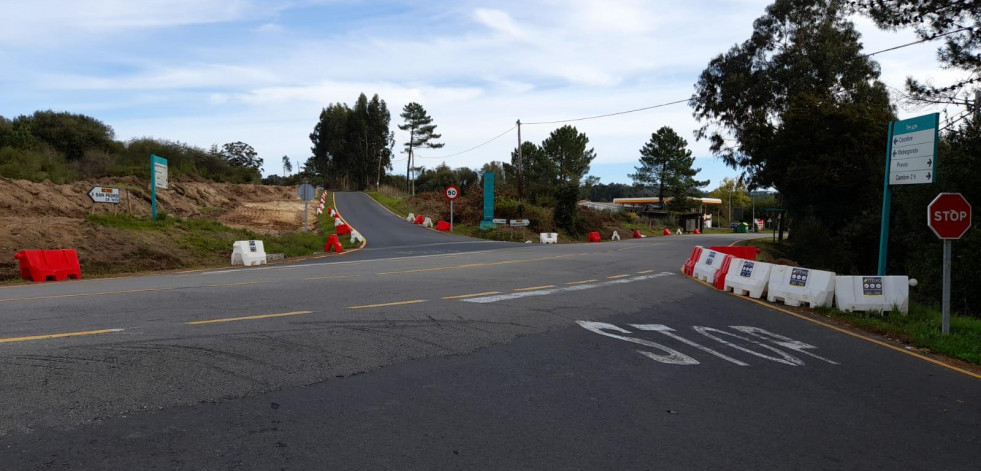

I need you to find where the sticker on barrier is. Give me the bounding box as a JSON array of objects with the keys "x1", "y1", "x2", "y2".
[
  {"x1": 723, "y1": 259, "x2": 774, "y2": 299},
  {"x1": 767, "y1": 265, "x2": 835, "y2": 308},
  {"x1": 835, "y1": 275, "x2": 910, "y2": 314}
]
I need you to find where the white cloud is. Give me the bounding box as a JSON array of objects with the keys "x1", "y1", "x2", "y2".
[{"x1": 472, "y1": 9, "x2": 526, "y2": 39}]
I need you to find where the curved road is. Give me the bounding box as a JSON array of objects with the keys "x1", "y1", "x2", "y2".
[
  {"x1": 333, "y1": 191, "x2": 517, "y2": 260},
  {"x1": 0, "y1": 204, "x2": 978, "y2": 469}
]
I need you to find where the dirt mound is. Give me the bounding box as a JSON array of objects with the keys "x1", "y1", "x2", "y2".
[{"x1": 0, "y1": 177, "x2": 317, "y2": 280}]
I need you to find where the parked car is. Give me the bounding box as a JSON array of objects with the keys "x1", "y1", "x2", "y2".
[{"x1": 729, "y1": 222, "x2": 739, "y2": 230}]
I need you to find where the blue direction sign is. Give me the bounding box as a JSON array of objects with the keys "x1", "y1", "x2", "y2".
[{"x1": 887, "y1": 113, "x2": 938, "y2": 185}]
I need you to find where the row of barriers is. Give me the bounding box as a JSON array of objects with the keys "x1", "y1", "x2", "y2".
[
  {"x1": 406, "y1": 212, "x2": 452, "y2": 232},
  {"x1": 682, "y1": 245, "x2": 912, "y2": 313}
]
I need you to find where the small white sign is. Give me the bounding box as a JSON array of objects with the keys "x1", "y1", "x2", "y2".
[
  {"x1": 154, "y1": 162, "x2": 168, "y2": 189},
  {"x1": 88, "y1": 187, "x2": 121, "y2": 204},
  {"x1": 509, "y1": 219, "x2": 530, "y2": 227},
  {"x1": 492, "y1": 218, "x2": 508, "y2": 224}
]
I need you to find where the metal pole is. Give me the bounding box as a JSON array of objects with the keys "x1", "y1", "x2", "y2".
[
  {"x1": 151, "y1": 156, "x2": 157, "y2": 220},
  {"x1": 942, "y1": 239, "x2": 951, "y2": 334},
  {"x1": 450, "y1": 200, "x2": 454, "y2": 231},
  {"x1": 877, "y1": 121, "x2": 895, "y2": 276},
  {"x1": 304, "y1": 201, "x2": 309, "y2": 232},
  {"x1": 517, "y1": 119, "x2": 523, "y2": 201}
]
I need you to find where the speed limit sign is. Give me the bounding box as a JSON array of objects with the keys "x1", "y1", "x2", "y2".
[{"x1": 445, "y1": 185, "x2": 459, "y2": 200}]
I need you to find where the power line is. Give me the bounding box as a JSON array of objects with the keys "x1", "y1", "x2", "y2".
[
  {"x1": 407, "y1": 29, "x2": 968, "y2": 162},
  {"x1": 415, "y1": 125, "x2": 517, "y2": 159},
  {"x1": 523, "y1": 99, "x2": 691, "y2": 126},
  {"x1": 863, "y1": 27, "x2": 975, "y2": 57}
]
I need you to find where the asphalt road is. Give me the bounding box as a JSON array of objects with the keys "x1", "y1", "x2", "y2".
[
  {"x1": 0, "y1": 196, "x2": 978, "y2": 470},
  {"x1": 330, "y1": 191, "x2": 518, "y2": 260}
]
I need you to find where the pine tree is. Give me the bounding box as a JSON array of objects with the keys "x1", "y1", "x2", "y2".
[
  {"x1": 398, "y1": 102, "x2": 443, "y2": 196},
  {"x1": 630, "y1": 126, "x2": 707, "y2": 209}
]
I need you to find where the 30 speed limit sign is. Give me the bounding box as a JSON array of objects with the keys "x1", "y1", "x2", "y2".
[{"x1": 445, "y1": 185, "x2": 459, "y2": 200}]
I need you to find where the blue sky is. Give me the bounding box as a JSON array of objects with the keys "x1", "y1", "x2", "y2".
[{"x1": 0, "y1": 0, "x2": 970, "y2": 188}]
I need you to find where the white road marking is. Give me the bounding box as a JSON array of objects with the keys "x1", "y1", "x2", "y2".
[
  {"x1": 577, "y1": 322, "x2": 699, "y2": 365},
  {"x1": 630, "y1": 324, "x2": 749, "y2": 366},
  {"x1": 692, "y1": 326, "x2": 804, "y2": 366},
  {"x1": 463, "y1": 272, "x2": 675, "y2": 304},
  {"x1": 730, "y1": 326, "x2": 840, "y2": 365}
]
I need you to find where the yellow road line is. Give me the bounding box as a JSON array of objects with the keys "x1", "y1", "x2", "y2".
[
  {"x1": 0, "y1": 328, "x2": 124, "y2": 343},
  {"x1": 348, "y1": 299, "x2": 425, "y2": 309},
  {"x1": 442, "y1": 291, "x2": 501, "y2": 300},
  {"x1": 306, "y1": 275, "x2": 360, "y2": 281},
  {"x1": 637, "y1": 270, "x2": 654, "y2": 274},
  {"x1": 684, "y1": 276, "x2": 981, "y2": 381},
  {"x1": 0, "y1": 288, "x2": 169, "y2": 303},
  {"x1": 206, "y1": 281, "x2": 272, "y2": 288},
  {"x1": 565, "y1": 279, "x2": 598, "y2": 285},
  {"x1": 607, "y1": 274, "x2": 630, "y2": 279},
  {"x1": 186, "y1": 310, "x2": 312, "y2": 325},
  {"x1": 514, "y1": 285, "x2": 555, "y2": 292}
]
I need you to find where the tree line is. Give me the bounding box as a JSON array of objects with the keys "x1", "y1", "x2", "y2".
[{"x1": 0, "y1": 111, "x2": 264, "y2": 184}]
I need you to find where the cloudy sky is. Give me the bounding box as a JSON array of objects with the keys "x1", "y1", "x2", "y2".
[{"x1": 0, "y1": 0, "x2": 969, "y2": 188}]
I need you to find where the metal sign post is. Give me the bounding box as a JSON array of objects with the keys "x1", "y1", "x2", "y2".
[
  {"x1": 878, "y1": 113, "x2": 939, "y2": 275},
  {"x1": 445, "y1": 185, "x2": 459, "y2": 232},
  {"x1": 927, "y1": 193, "x2": 972, "y2": 334},
  {"x1": 297, "y1": 182, "x2": 316, "y2": 232}
]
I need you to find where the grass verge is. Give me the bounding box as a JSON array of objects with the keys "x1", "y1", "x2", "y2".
[{"x1": 814, "y1": 303, "x2": 981, "y2": 365}]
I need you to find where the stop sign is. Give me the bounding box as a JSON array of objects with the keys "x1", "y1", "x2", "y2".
[{"x1": 928, "y1": 193, "x2": 972, "y2": 239}]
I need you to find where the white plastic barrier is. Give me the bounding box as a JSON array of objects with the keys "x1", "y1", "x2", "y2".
[
  {"x1": 350, "y1": 230, "x2": 365, "y2": 244},
  {"x1": 315, "y1": 207, "x2": 323, "y2": 215},
  {"x1": 406, "y1": 213, "x2": 415, "y2": 222},
  {"x1": 835, "y1": 276, "x2": 910, "y2": 314},
  {"x1": 540, "y1": 233, "x2": 558, "y2": 244},
  {"x1": 767, "y1": 265, "x2": 836, "y2": 308},
  {"x1": 723, "y1": 259, "x2": 774, "y2": 299},
  {"x1": 231, "y1": 240, "x2": 267, "y2": 266},
  {"x1": 334, "y1": 217, "x2": 344, "y2": 227},
  {"x1": 329, "y1": 208, "x2": 336, "y2": 217},
  {"x1": 423, "y1": 217, "x2": 434, "y2": 228},
  {"x1": 692, "y1": 249, "x2": 724, "y2": 283},
  {"x1": 611, "y1": 231, "x2": 621, "y2": 241},
  {"x1": 676, "y1": 228, "x2": 683, "y2": 235}
]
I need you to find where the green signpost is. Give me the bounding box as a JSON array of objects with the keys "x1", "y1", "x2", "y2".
[
  {"x1": 877, "y1": 113, "x2": 939, "y2": 275},
  {"x1": 150, "y1": 154, "x2": 168, "y2": 220},
  {"x1": 479, "y1": 172, "x2": 496, "y2": 231}
]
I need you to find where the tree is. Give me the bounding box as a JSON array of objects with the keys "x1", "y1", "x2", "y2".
[
  {"x1": 859, "y1": 0, "x2": 980, "y2": 114},
  {"x1": 282, "y1": 155, "x2": 292, "y2": 175},
  {"x1": 308, "y1": 94, "x2": 393, "y2": 190},
  {"x1": 691, "y1": 0, "x2": 896, "y2": 271},
  {"x1": 221, "y1": 142, "x2": 263, "y2": 172},
  {"x1": 398, "y1": 102, "x2": 443, "y2": 196},
  {"x1": 630, "y1": 126, "x2": 707, "y2": 209},
  {"x1": 309, "y1": 103, "x2": 352, "y2": 187},
  {"x1": 540, "y1": 125, "x2": 595, "y2": 185},
  {"x1": 25, "y1": 111, "x2": 116, "y2": 161},
  {"x1": 709, "y1": 177, "x2": 751, "y2": 222}
]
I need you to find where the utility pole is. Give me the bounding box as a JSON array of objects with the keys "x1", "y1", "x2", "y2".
[{"x1": 517, "y1": 119, "x2": 523, "y2": 215}]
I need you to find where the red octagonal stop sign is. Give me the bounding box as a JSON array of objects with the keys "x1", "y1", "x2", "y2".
[{"x1": 928, "y1": 193, "x2": 972, "y2": 239}]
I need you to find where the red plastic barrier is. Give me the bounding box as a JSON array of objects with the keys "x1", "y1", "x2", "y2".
[
  {"x1": 632, "y1": 229, "x2": 643, "y2": 239},
  {"x1": 682, "y1": 246, "x2": 703, "y2": 276},
  {"x1": 336, "y1": 224, "x2": 352, "y2": 236},
  {"x1": 662, "y1": 228, "x2": 672, "y2": 236},
  {"x1": 325, "y1": 235, "x2": 342, "y2": 253},
  {"x1": 713, "y1": 255, "x2": 734, "y2": 290},
  {"x1": 693, "y1": 228, "x2": 701, "y2": 235},
  {"x1": 414, "y1": 215, "x2": 424, "y2": 225},
  {"x1": 708, "y1": 246, "x2": 760, "y2": 261},
  {"x1": 588, "y1": 232, "x2": 601, "y2": 243},
  {"x1": 14, "y1": 249, "x2": 82, "y2": 282},
  {"x1": 436, "y1": 220, "x2": 450, "y2": 232}
]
